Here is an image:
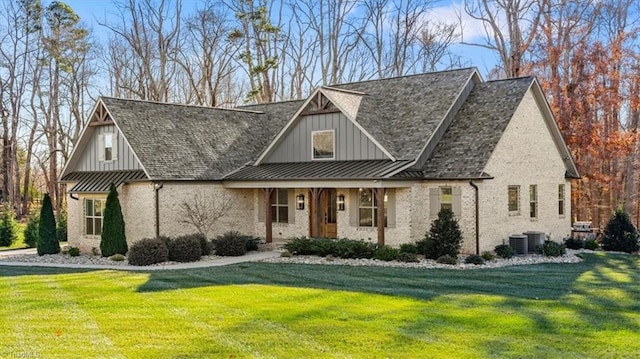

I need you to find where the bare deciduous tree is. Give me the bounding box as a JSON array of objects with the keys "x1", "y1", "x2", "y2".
[{"x1": 178, "y1": 193, "x2": 233, "y2": 238}]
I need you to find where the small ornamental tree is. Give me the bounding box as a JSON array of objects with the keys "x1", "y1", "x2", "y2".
[
  {"x1": 23, "y1": 211, "x2": 39, "y2": 248},
  {"x1": 0, "y1": 205, "x2": 17, "y2": 247},
  {"x1": 100, "y1": 183, "x2": 128, "y2": 257},
  {"x1": 37, "y1": 193, "x2": 60, "y2": 255},
  {"x1": 424, "y1": 208, "x2": 463, "y2": 259},
  {"x1": 602, "y1": 208, "x2": 639, "y2": 253}
]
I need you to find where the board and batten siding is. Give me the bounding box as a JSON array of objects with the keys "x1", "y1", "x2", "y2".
[
  {"x1": 75, "y1": 125, "x2": 142, "y2": 171},
  {"x1": 264, "y1": 112, "x2": 389, "y2": 163}
]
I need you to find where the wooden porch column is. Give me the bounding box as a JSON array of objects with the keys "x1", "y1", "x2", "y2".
[
  {"x1": 309, "y1": 188, "x2": 322, "y2": 238},
  {"x1": 263, "y1": 188, "x2": 274, "y2": 243},
  {"x1": 376, "y1": 188, "x2": 385, "y2": 246}
]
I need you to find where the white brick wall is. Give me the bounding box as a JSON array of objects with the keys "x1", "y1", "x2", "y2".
[{"x1": 478, "y1": 89, "x2": 572, "y2": 252}]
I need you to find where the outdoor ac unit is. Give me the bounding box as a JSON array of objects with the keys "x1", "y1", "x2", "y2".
[
  {"x1": 508, "y1": 235, "x2": 528, "y2": 255},
  {"x1": 523, "y1": 231, "x2": 546, "y2": 253}
]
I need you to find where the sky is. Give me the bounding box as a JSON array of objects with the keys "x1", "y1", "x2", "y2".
[{"x1": 62, "y1": 0, "x2": 499, "y2": 77}]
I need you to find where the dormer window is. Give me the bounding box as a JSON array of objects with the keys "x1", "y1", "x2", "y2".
[{"x1": 312, "y1": 130, "x2": 335, "y2": 160}]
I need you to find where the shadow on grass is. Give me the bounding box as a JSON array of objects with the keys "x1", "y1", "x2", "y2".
[
  {"x1": 134, "y1": 253, "x2": 626, "y2": 301},
  {"x1": 0, "y1": 265, "x2": 100, "y2": 277}
]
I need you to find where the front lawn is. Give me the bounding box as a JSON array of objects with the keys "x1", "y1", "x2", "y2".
[{"x1": 0, "y1": 252, "x2": 638, "y2": 358}]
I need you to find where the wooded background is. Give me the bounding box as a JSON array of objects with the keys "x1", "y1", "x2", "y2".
[{"x1": 1, "y1": 0, "x2": 638, "y2": 230}]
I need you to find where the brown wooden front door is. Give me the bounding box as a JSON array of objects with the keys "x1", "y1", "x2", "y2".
[{"x1": 310, "y1": 189, "x2": 338, "y2": 238}]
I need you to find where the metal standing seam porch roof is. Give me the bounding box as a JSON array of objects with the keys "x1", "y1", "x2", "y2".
[{"x1": 61, "y1": 170, "x2": 147, "y2": 193}]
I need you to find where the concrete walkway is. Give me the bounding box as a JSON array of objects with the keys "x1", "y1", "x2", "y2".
[{"x1": 0, "y1": 249, "x2": 281, "y2": 271}]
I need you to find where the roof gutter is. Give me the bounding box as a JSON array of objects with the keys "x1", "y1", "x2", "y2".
[{"x1": 469, "y1": 180, "x2": 480, "y2": 255}]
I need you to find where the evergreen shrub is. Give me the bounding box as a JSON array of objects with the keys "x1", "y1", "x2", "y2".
[
  {"x1": 168, "y1": 235, "x2": 202, "y2": 262},
  {"x1": 536, "y1": 240, "x2": 566, "y2": 257},
  {"x1": 602, "y1": 209, "x2": 639, "y2": 253},
  {"x1": 584, "y1": 239, "x2": 599, "y2": 250},
  {"x1": 374, "y1": 245, "x2": 399, "y2": 261},
  {"x1": 436, "y1": 254, "x2": 458, "y2": 265},
  {"x1": 213, "y1": 231, "x2": 248, "y2": 257},
  {"x1": 128, "y1": 238, "x2": 169, "y2": 266},
  {"x1": 24, "y1": 211, "x2": 39, "y2": 248},
  {"x1": 397, "y1": 252, "x2": 419, "y2": 263},
  {"x1": 423, "y1": 208, "x2": 463, "y2": 259},
  {"x1": 494, "y1": 244, "x2": 515, "y2": 259},
  {"x1": 465, "y1": 254, "x2": 485, "y2": 265},
  {"x1": 100, "y1": 183, "x2": 127, "y2": 257},
  {"x1": 37, "y1": 193, "x2": 60, "y2": 255},
  {"x1": 0, "y1": 205, "x2": 16, "y2": 247},
  {"x1": 564, "y1": 237, "x2": 584, "y2": 250}
]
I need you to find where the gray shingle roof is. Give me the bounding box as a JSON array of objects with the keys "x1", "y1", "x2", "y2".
[
  {"x1": 422, "y1": 77, "x2": 534, "y2": 178},
  {"x1": 332, "y1": 68, "x2": 477, "y2": 160},
  {"x1": 100, "y1": 97, "x2": 303, "y2": 180}
]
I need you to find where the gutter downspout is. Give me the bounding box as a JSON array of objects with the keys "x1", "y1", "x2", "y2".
[
  {"x1": 469, "y1": 180, "x2": 479, "y2": 255},
  {"x1": 154, "y1": 182, "x2": 163, "y2": 238},
  {"x1": 69, "y1": 193, "x2": 79, "y2": 201}
]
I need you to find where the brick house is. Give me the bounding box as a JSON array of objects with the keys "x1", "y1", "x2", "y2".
[{"x1": 60, "y1": 68, "x2": 579, "y2": 253}]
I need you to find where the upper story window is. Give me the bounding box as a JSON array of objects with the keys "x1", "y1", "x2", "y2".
[
  {"x1": 508, "y1": 185, "x2": 520, "y2": 215},
  {"x1": 104, "y1": 133, "x2": 113, "y2": 161},
  {"x1": 312, "y1": 130, "x2": 335, "y2": 160},
  {"x1": 100, "y1": 132, "x2": 117, "y2": 162}
]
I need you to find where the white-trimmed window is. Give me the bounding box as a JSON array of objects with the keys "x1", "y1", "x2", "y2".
[
  {"x1": 529, "y1": 185, "x2": 538, "y2": 219},
  {"x1": 558, "y1": 184, "x2": 565, "y2": 216},
  {"x1": 440, "y1": 187, "x2": 453, "y2": 212},
  {"x1": 358, "y1": 188, "x2": 387, "y2": 227},
  {"x1": 270, "y1": 189, "x2": 289, "y2": 223},
  {"x1": 99, "y1": 132, "x2": 117, "y2": 162},
  {"x1": 508, "y1": 185, "x2": 520, "y2": 214},
  {"x1": 84, "y1": 198, "x2": 105, "y2": 236},
  {"x1": 312, "y1": 130, "x2": 335, "y2": 160}
]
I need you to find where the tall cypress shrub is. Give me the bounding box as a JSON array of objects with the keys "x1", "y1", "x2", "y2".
[
  {"x1": 37, "y1": 193, "x2": 60, "y2": 255},
  {"x1": 423, "y1": 208, "x2": 463, "y2": 259},
  {"x1": 0, "y1": 205, "x2": 16, "y2": 247},
  {"x1": 100, "y1": 183, "x2": 127, "y2": 256}
]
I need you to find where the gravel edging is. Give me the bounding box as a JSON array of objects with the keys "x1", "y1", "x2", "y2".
[
  {"x1": 260, "y1": 249, "x2": 588, "y2": 270},
  {"x1": 0, "y1": 252, "x2": 223, "y2": 268}
]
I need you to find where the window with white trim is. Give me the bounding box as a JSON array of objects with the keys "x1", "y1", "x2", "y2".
[
  {"x1": 270, "y1": 189, "x2": 289, "y2": 223},
  {"x1": 529, "y1": 185, "x2": 538, "y2": 219},
  {"x1": 558, "y1": 184, "x2": 565, "y2": 216},
  {"x1": 508, "y1": 185, "x2": 520, "y2": 214},
  {"x1": 84, "y1": 198, "x2": 105, "y2": 236},
  {"x1": 358, "y1": 188, "x2": 387, "y2": 227},
  {"x1": 104, "y1": 133, "x2": 113, "y2": 161},
  {"x1": 312, "y1": 130, "x2": 335, "y2": 160}
]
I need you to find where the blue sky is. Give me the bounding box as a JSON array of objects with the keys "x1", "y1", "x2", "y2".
[{"x1": 63, "y1": 0, "x2": 499, "y2": 77}]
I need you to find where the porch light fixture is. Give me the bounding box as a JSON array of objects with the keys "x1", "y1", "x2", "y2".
[
  {"x1": 337, "y1": 194, "x2": 345, "y2": 211},
  {"x1": 296, "y1": 194, "x2": 305, "y2": 210}
]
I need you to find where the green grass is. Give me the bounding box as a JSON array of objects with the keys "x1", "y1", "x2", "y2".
[
  {"x1": 0, "y1": 252, "x2": 638, "y2": 358},
  {"x1": 0, "y1": 222, "x2": 27, "y2": 251}
]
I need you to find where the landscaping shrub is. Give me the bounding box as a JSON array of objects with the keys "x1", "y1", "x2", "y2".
[
  {"x1": 179, "y1": 233, "x2": 210, "y2": 256},
  {"x1": 0, "y1": 205, "x2": 16, "y2": 247},
  {"x1": 481, "y1": 251, "x2": 495, "y2": 261},
  {"x1": 280, "y1": 250, "x2": 292, "y2": 257},
  {"x1": 399, "y1": 243, "x2": 419, "y2": 254},
  {"x1": 168, "y1": 235, "x2": 203, "y2": 262},
  {"x1": 397, "y1": 252, "x2": 419, "y2": 263},
  {"x1": 23, "y1": 211, "x2": 39, "y2": 248},
  {"x1": 494, "y1": 244, "x2": 515, "y2": 259},
  {"x1": 374, "y1": 245, "x2": 399, "y2": 261},
  {"x1": 602, "y1": 208, "x2": 640, "y2": 253},
  {"x1": 213, "y1": 231, "x2": 248, "y2": 256},
  {"x1": 37, "y1": 193, "x2": 60, "y2": 255},
  {"x1": 423, "y1": 209, "x2": 463, "y2": 260},
  {"x1": 283, "y1": 237, "x2": 314, "y2": 255},
  {"x1": 333, "y1": 239, "x2": 376, "y2": 259},
  {"x1": 110, "y1": 253, "x2": 126, "y2": 261},
  {"x1": 564, "y1": 237, "x2": 584, "y2": 250},
  {"x1": 465, "y1": 254, "x2": 485, "y2": 265},
  {"x1": 436, "y1": 254, "x2": 458, "y2": 265},
  {"x1": 68, "y1": 247, "x2": 80, "y2": 257},
  {"x1": 536, "y1": 240, "x2": 566, "y2": 257},
  {"x1": 100, "y1": 183, "x2": 128, "y2": 257},
  {"x1": 128, "y1": 238, "x2": 169, "y2": 266},
  {"x1": 245, "y1": 236, "x2": 261, "y2": 251},
  {"x1": 584, "y1": 239, "x2": 599, "y2": 250},
  {"x1": 56, "y1": 211, "x2": 68, "y2": 242}
]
